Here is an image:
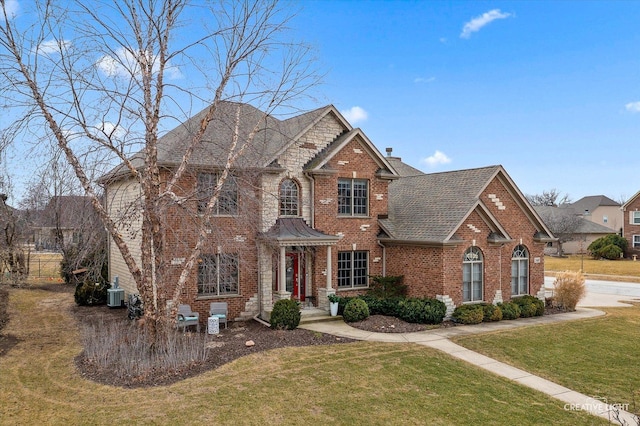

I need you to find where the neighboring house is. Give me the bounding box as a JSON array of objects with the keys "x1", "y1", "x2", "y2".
[
  {"x1": 622, "y1": 191, "x2": 640, "y2": 257},
  {"x1": 30, "y1": 196, "x2": 98, "y2": 251},
  {"x1": 534, "y1": 205, "x2": 613, "y2": 256},
  {"x1": 569, "y1": 195, "x2": 622, "y2": 234},
  {"x1": 103, "y1": 101, "x2": 555, "y2": 323}
]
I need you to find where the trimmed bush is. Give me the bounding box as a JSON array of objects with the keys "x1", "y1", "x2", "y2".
[
  {"x1": 337, "y1": 296, "x2": 353, "y2": 316},
  {"x1": 512, "y1": 295, "x2": 545, "y2": 317},
  {"x1": 343, "y1": 298, "x2": 370, "y2": 322},
  {"x1": 482, "y1": 304, "x2": 503, "y2": 322},
  {"x1": 74, "y1": 279, "x2": 109, "y2": 306},
  {"x1": 498, "y1": 302, "x2": 521, "y2": 320},
  {"x1": 270, "y1": 299, "x2": 301, "y2": 330},
  {"x1": 553, "y1": 270, "x2": 586, "y2": 311},
  {"x1": 452, "y1": 304, "x2": 484, "y2": 325},
  {"x1": 397, "y1": 298, "x2": 446, "y2": 324}
]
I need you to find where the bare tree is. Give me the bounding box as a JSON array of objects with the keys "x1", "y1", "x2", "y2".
[
  {"x1": 0, "y1": 0, "x2": 319, "y2": 331},
  {"x1": 535, "y1": 206, "x2": 582, "y2": 256},
  {"x1": 526, "y1": 189, "x2": 572, "y2": 207}
]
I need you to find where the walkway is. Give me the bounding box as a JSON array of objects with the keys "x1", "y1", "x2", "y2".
[{"x1": 300, "y1": 306, "x2": 636, "y2": 424}]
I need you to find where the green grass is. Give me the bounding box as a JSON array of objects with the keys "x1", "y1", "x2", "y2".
[
  {"x1": 453, "y1": 304, "x2": 640, "y2": 410},
  {"x1": 0, "y1": 282, "x2": 607, "y2": 425},
  {"x1": 545, "y1": 255, "x2": 640, "y2": 282}
]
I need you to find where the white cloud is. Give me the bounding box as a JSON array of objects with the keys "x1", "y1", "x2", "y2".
[
  {"x1": 35, "y1": 39, "x2": 72, "y2": 55},
  {"x1": 422, "y1": 150, "x2": 452, "y2": 167},
  {"x1": 414, "y1": 76, "x2": 436, "y2": 84},
  {"x1": 625, "y1": 101, "x2": 640, "y2": 113},
  {"x1": 460, "y1": 9, "x2": 512, "y2": 39},
  {"x1": 1, "y1": 0, "x2": 19, "y2": 21},
  {"x1": 342, "y1": 106, "x2": 368, "y2": 124},
  {"x1": 93, "y1": 121, "x2": 126, "y2": 140},
  {"x1": 96, "y1": 47, "x2": 183, "y2": 80}
]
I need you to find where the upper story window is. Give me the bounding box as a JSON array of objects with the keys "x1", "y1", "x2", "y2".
[
  {"x1": 338, "y1": 178, "x2": 368, "y2": 216},
  {"x1": 632, "y1": 211, "x2": 640, "y2": 225},
  {"x1": 197, "y1": 172, "x2": 238, "y2": 215},
  {"x1": 603, "y1": 215, "x2": 608, "y2": 224},
  {"x1": 279, "y1": 179, "x2": 300, "y2": 216}
]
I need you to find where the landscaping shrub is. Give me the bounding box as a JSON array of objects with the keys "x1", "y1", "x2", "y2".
[
  {"x1": 270, "y1": 299, "x2": 301, "y2": 330},
  {"x1": 342, "y1": 298, "x2": 370, "y2": 322},
  {"x1": 367, "y1": 275, "x2": 407, "y2": 298},
  {"x1": 512, "y1": 295, "x2": 545, "y2": 317},
  {"x1": 451, "y1": 304, "x2": 484, "y2": 325},
  {"x1": 337, "y1": 296, "x2": 353, "y2": 316},
  {"x1": 498, "y1": 302, "x2": 521, "y2": 320},
  {"x1": 553, "y1": 270, "x2": 586, "y2": 311},
  {"x1": 74, "y1": 278, "x2": 109, "y2": 306},
  {"x1": 482, "y1": 303, "x2": 503, "y2": 322},
  {"x1": 397, "y1": 298, "x2": 446, "y2": 324},
  {"x1": 588, "y1": 234, "x2": 627, "y2": 259}
]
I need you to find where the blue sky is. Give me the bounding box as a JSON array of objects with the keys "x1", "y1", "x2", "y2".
[
  {"x1": 290, "y1": 1, "x2": 640, "y2": 203},
  {"x1": 3, "y1": 1, "x2": 640, "y2": 204}
]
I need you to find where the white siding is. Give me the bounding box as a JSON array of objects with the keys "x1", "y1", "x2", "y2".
[{"x1": 106, "y1": 177, "x2": 143, "y2": 297}]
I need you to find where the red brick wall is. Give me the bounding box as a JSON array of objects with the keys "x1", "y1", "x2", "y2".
[
  {"x1": 311, "y1": 136, "x2": 389, "y2": 299},
  {"x1": 160, "y1": 170, "x2": 261, "y2": 322},
  {"x1": 623, "y1": 195, "x2": 640, "y2": 256},
  {"x1": 384, "y1": 173, "x2": 545, "y2": 306}
]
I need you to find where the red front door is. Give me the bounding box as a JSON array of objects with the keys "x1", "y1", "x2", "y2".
[{"x1": 285, "y1": 252, "x2": 305, "y2": 301}]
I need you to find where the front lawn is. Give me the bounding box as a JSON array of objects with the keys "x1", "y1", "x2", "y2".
[
  {"x1": 453, "y1": 304, "x2": 640, "y2": 411},
  {"x1": 0, "y1": 282, "x2": 607, "y2": 425}
]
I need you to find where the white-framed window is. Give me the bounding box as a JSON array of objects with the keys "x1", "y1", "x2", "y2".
[
  {"x1": 337, "y1": 251, "x2": 368, "y2": 288},
  {"x1": 279, "y1": 179, "x2": 299, "y2": 216},
  {"x1": 633, "y1": 235, "x2": 640, "y2": 248},
  {"x1": 338, "y1": 178, "x2": 368, "y2": 216},
  {"x1": 511, "y1": 245, "x2": 529, "y2": 296},
  {"x1": 198, "y1": 253, "x2": 239, "y2": 296},
  {"x1": 197, "y1": 172, "x2": 238, "y2": 215},
  {"x1": 603, "y1": 215, "x2": 608, "y2": 224},
  {"x1": 632, "y1": 211, "x2": 640, "y2": 225},
  {"x1": 462, "y1": 247, "x2": 483, "y2": 302}
]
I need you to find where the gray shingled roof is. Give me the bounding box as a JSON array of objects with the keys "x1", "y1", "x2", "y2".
[
  {"x1": 534, "y1": 205, "x2": 614, "y2": 234},
  {"x1": 102, "y1": 102, "x2": 331, "y2": 182},
  {"x1": 385, "y1": 157, "x2": 425, "y2": 177},
  {"x1": 570, "y1": 195, "x2": 620, "y2": 214},
  {"x1": 260, "y1": 218, "x2": 339, "y2": 246},
  {"x1": 380, "y1": 165, "x2": 501, "y2": 243}
]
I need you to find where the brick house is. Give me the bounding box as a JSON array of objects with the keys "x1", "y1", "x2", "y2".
[
  {"x1": 103, "y1": 101, "x2": 554, "y2": 323},
  {"x1": 622, "y1": 191, "x2": 640, "y2": 257}
]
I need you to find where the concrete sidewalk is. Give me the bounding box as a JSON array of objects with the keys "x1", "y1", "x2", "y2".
[{"x1": 300, "y1": 307, "x2": 636, "y2": 424}]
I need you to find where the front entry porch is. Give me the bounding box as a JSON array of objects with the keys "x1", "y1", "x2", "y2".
[{"x1": 259, "y1": 218, "x2": 340, "y2": 319}]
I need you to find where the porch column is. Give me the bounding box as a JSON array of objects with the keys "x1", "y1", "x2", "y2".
[
  {"x1": 318, "y1": 245, "x2": 335, "y2": 312},
  {"x1": 326, "y1": 245, "x2": 332, "y2": 289},
  {"x1": 279, "y1": 245, "x2": 286, "y2": 293},
  {"x1": 273, "y1": 245, "x2": 291, "y2": 303}
]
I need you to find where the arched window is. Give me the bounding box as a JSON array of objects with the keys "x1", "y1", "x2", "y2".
[
  {"x1": 511, "y1": 245, "x2": 529, "y2": 296},
  {"x1": 279, "y1": 179, "x2": 299, "y2": 216},
  {"x1": 462, "y1": 247, "x2": 483, "y2": 302}
]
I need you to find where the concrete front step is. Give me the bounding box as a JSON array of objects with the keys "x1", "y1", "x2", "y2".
[{"x1": 299, "y1": 313, "x2": 343, "y2": 324}]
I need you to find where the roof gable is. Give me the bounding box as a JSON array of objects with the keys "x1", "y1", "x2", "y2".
[
  {"x1": 380, "y1": 164, "x2": 554, "y2": 244},
  {"x1": 304, "y1": 128, "x2": 398, "y2": 178}
]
